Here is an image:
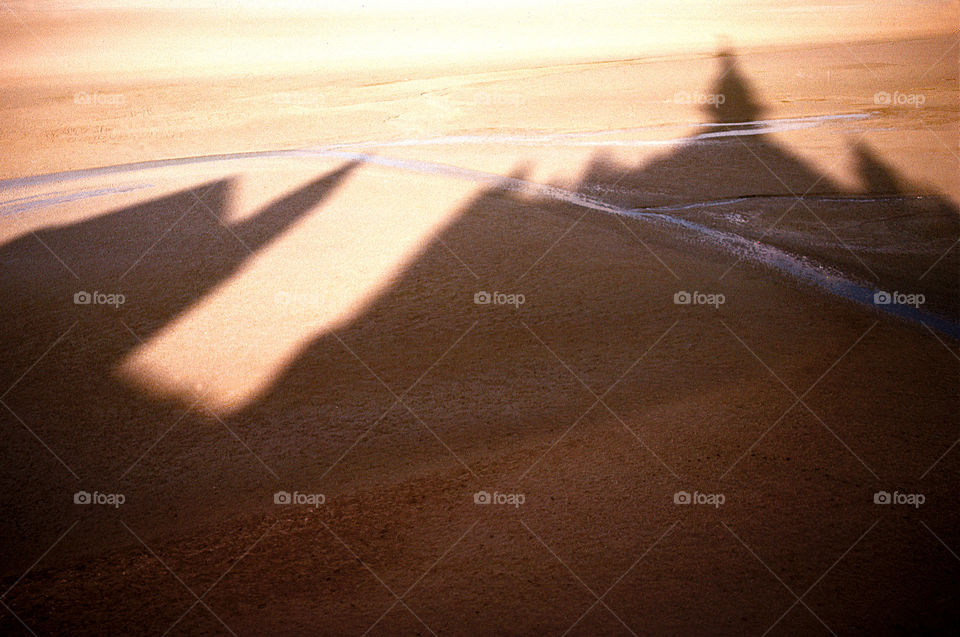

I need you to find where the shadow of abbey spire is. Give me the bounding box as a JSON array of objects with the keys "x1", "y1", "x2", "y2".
[
  {"x1": 575, "y1": 53, "x2": 845, "y2": 212},
  {"x1": 571, "y1": 49, "x2": 959, "y2": 317},
  {"x1": 703, "y1": 47, "x2": 766, "y2": 129}
]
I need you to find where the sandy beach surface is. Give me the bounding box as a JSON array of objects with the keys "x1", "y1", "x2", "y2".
[{"x1": 1, "y1": 2, "x2": 958, "y2": 635}]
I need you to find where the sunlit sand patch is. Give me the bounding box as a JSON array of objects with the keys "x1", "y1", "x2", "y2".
[{"x1": 118, "y1": 167, "x2": 489, "y2": 415}]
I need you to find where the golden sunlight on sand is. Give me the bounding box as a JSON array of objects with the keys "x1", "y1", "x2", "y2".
[{"x1": 118, "y1": 163, "x2": 493, "y2": 413}]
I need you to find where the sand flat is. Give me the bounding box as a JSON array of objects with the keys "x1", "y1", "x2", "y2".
[{"x1": 1, "y1": 5, "x2": 958, "y2": 635}]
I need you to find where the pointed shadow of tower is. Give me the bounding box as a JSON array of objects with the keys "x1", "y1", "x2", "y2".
[
  {"x1": 703, "y1": 47, "x2": 765, "y2": 130},
  {"x1": 572, "y1": 48, "x2": 958, "y2": 318}
]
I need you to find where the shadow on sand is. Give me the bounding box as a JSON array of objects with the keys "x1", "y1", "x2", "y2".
[{"x1": 1, "y1": 50, "x2": 957, "y2": 635}]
